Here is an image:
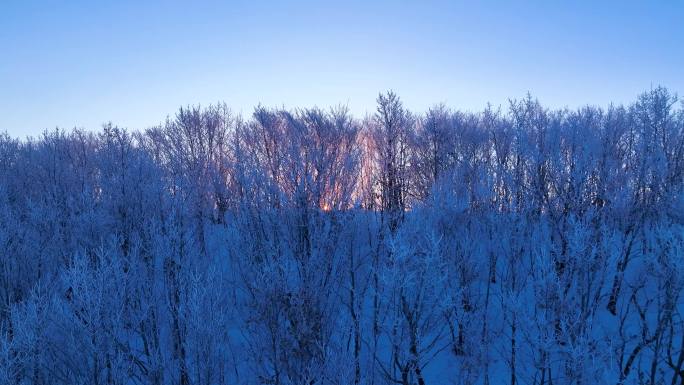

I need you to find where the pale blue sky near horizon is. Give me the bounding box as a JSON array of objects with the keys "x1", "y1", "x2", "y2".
[{"x1": 1, "y1": 0, "x2": 682, "y2": 137}]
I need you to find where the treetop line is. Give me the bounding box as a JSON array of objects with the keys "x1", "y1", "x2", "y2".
[{"x1": 0, "y1": 87, "x2": 682, "y2": 385}]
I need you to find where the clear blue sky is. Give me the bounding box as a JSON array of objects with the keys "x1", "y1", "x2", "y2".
[{"x1": 1, "y1": 0, "x2": 682, "y2": 137}]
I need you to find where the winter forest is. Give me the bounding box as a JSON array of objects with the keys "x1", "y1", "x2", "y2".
[{"x1": 0, "y1": 87, "x2": 683, "y2": 385}]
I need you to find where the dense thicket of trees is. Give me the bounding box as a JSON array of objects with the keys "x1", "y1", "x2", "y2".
[{"x1": 0, "y1": 87, "x2": 683, "y2": 385}]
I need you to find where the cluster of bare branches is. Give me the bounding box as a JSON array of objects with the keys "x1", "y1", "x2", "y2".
[{"x1": 0, "y1": 87, "x2": 683, "y2": 385}]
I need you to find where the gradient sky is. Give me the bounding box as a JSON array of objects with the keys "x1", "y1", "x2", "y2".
[{"x1": 1, "y1": 0, "x2": 683, "y2": 137}]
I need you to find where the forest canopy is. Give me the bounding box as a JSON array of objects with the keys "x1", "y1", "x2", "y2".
[{"x1": 0, "y1": 87, "x2": 683, "y2": 385}]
